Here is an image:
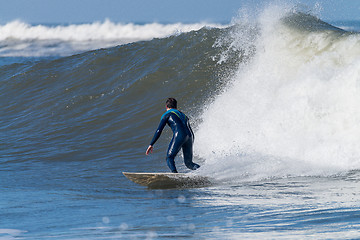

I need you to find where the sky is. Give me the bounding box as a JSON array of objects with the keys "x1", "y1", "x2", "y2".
[{"x1": 0, "y1": 0, "x2": 359, "y2": 24}]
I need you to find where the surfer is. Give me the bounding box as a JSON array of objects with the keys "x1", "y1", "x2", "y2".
[{"x1": 146, "y1": 98, "x2": 200, "y2": 173}]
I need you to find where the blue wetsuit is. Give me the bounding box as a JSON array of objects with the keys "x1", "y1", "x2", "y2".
[{"x1": 150, "y1": 109, "x2": 200, "y2": 173}]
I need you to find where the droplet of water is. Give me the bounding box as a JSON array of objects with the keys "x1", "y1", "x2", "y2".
[
  {"x1": 102, "y1": 217, "x2": 110, "y2": 224},
  {"x1": 177, "y1": 195, "x2": 186, "y2": 203}
]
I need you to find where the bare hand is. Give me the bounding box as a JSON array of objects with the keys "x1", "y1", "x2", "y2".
[{"x1": 146, "y1": 145, "x2": 153, "y2": 155}]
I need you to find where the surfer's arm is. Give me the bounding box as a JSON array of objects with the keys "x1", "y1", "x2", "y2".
[
  {"x1": 146, "y1": 117, "x2": 167, "y2": 155},
  {"x1": 149, "y1": 114, "x2": 168, "y2": 146}
]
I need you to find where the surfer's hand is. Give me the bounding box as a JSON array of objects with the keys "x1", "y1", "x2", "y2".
[{"x1": 146, "y1": 145, "x2": 153, "y2": 155}]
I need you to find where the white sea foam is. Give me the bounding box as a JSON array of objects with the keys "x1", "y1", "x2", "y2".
[
  {"x1": 0, "y1": 229, "x2": 27, "y2": 239},
  {"x1": 0, "y1": 20, "x2": 226, "y2": 57},
  {"x1": 196, "y1": 5, "x2": 360, "y2": 181}
]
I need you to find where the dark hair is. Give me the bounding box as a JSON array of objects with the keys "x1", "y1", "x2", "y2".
[{"x1": 166, "y1": 98, "x2": 177, "y2": 109}]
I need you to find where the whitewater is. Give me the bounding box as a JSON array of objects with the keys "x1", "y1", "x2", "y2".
[
  {"x1": 1, "y1": 3, "x2": 360, "y2": 240},
  {"x1": 196, "y1": 6, "x2": 360, "y2": 182},
  {"x1": 0, "y1": 20, "x2": 226, "y2": 57}
]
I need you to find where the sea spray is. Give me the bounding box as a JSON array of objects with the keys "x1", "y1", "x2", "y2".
[{"x1": 195, "y1": 6, "x2": 360, "y2": 181}]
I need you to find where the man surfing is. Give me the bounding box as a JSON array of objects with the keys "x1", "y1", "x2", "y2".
[{"x1": 146, "y1": 98, "x2": 200, "y2": 173}]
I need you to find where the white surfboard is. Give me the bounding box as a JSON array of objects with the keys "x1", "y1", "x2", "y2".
[{"x1": 123, "y1": 172, "x2": 212, "y2": 189}]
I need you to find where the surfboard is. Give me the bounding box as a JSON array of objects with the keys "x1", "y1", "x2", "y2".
[{"x1": 123, "y1": 172, "x2": 212, "y2": 189}]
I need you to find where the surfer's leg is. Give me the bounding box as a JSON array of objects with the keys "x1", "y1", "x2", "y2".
[
  {"x1": 166, "y1": 155, "x2": 177, "y2": 173},
  {"x1": 182, "y1": 138, "x2": 200, "y2": 170},
  {"x1": 166, "y1": 136, "x2": 183, "y2": 173}
]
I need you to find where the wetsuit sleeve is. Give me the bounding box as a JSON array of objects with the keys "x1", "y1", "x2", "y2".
[{"x1": 149, "y1": 114, "x2": 168, "y2": 146}]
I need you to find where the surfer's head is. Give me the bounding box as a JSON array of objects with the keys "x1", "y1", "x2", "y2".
[{"x1": 166, "y1": 98, "x2": 177, "y2": 109}]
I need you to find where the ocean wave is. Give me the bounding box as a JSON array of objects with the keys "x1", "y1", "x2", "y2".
[
  {"x1": 0, "y1": 25, "x2": 238, "y2": 166},
  {"x1": 0, "y1": 19, "x2": 227, "y2": 57},
  {"x1": 2, "y1": 5, "x2": 360, "y2": 181}
]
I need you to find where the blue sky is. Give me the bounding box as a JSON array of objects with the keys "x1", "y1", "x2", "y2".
[{"x1": 0, "y1": 0, "x2": 359, "y2": 24}]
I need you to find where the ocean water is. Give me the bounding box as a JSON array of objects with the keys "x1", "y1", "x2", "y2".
[{"x1": 2, "y1": 4, "x2": 360, "y2": 240}]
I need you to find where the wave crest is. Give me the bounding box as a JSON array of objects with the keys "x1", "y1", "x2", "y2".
[{"x1": 0, "y1": 20, "x2": 226, "y2": 57}]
